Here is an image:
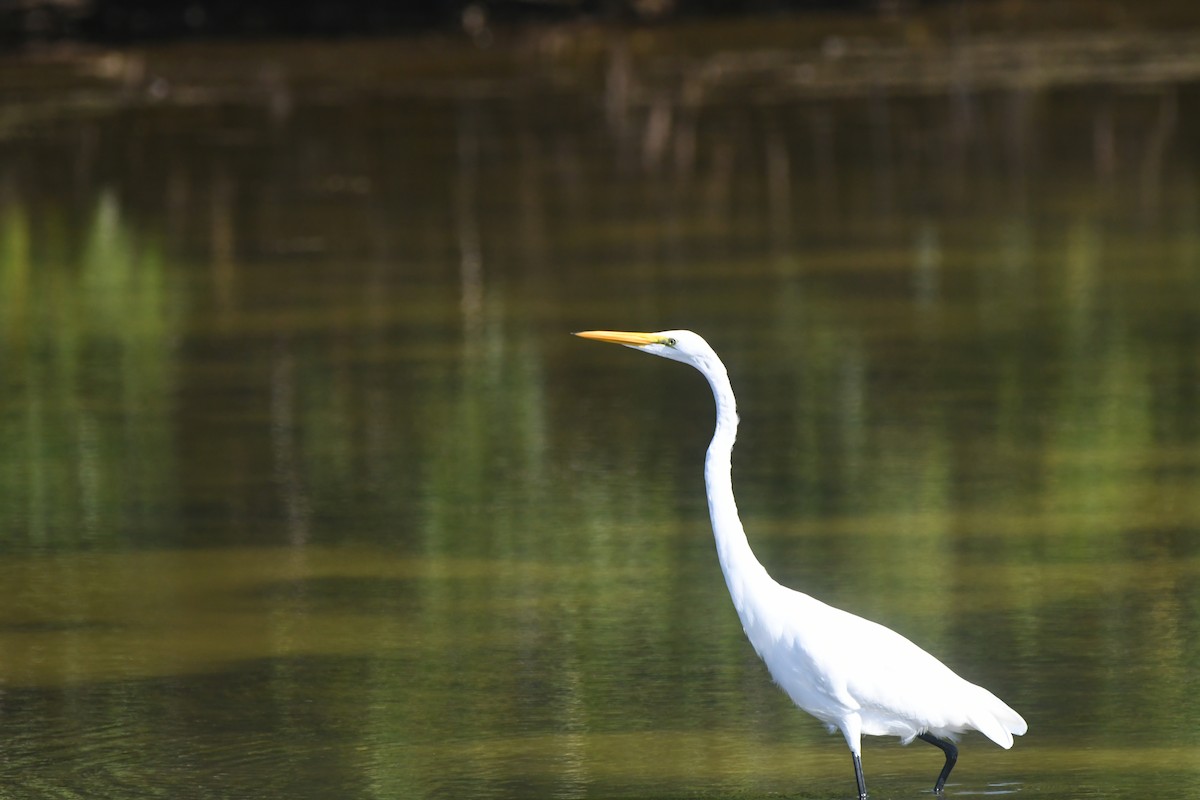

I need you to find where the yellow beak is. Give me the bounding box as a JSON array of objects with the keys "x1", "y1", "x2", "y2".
[{"x1": 573, "y1": 330, "x2": 664, "y2": 347}]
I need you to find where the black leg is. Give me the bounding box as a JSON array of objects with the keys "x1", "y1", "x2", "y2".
[
  {"x1": 917, "y1": 732, "x2": 958, "y2": 793},
  {"x1": 851, "y1": 751, "x2": 867, "y2": 799}
]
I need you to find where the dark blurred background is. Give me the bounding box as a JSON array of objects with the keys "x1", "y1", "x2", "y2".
[
  {"x1": 2, "y1": 0, "x2": 1195, "y2": 44},
  {"x1": 6, "y1": 0, "x2": 879, "y2": 43}
]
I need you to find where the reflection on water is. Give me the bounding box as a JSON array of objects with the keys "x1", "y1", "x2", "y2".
[
  {"x1": 1, "y1": 193, "x2": 181, "y2": 552},
  {"x1": 1, "y1": 17, "x2": 1200, "y2": 800}
]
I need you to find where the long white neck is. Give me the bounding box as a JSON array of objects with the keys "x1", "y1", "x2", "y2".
[{"x1": 698, "y1": 357, "x2": 774, "y2": 616}]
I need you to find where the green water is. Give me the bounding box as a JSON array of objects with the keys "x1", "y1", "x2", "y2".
[{"x1": 2, "y1": 20, "x2": 1200, "y2": 799}]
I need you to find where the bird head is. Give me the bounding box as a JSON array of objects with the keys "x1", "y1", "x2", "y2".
[{"x1": 573, "y1": 329, "x2": 715, "y2": 368}]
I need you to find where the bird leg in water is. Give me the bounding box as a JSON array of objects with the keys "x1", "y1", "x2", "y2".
[
  {"x1": 917, "y1": 732, "x2": 959, "y2": 792},
  {"x1": 851, "y1": 752, "x2": 867, "y2": 799}
]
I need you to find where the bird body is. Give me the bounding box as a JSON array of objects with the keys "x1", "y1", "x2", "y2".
[
  {"x1": 741, "y1": 580, "x2": 1023, "y2": 747},
  {"x1": 575, "y1": 329, "x2": 1026, "y2": 797}
]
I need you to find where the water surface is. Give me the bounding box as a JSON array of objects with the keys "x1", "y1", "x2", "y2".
[{"x1": 2, "y1": 19, "x2": 1200, "y2": 799}]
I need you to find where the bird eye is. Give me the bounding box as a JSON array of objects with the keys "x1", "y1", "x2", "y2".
[{"x1": 665, "y1": 337, "x2": 677, "y2": 347}]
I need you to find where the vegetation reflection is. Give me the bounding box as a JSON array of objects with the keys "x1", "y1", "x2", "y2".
[{"x1": 0, "y1": 193, "x2": 181, "y2": 552}]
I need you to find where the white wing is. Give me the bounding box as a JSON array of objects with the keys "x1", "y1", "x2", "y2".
[{"x1": 747, "y1": 584, "x2": 1027, "y2": 746}]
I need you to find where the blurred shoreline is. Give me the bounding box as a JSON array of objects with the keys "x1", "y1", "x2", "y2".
[{"x1": 4, "y1": 7, "x2": 1200, "y2": 118}]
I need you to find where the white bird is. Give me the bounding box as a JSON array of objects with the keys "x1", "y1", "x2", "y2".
[{"x1": 575, "y1": 329, "x2": 1027, "y2": 798}]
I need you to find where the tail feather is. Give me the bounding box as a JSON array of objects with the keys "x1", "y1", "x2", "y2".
[{"x1": 969, "y1": 687, "x2": 1027, "y2": 749}]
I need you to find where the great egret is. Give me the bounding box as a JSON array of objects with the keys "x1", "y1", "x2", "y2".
[{"x1": 574, "y1": 329, "x2": 1027, "y2": 798}]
